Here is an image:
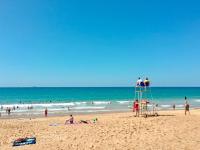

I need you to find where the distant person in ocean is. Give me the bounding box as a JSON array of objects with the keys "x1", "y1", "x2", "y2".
[
  {"x1": 65, "y1": 114, "x2": 74, "y2": 124},
  {"x1": 8, "y1": 108, "x2": 11, "y2": 115},
  {"x1": 67, "y1": 106, "x2": 70, "y2": 111},
  {"x1": 144, "y1": 77, "x2": 150, "y2": 87},
  {"x1": 45, "y1": 108, "x2": 48, "y2": 117},
  {"x1": 185, "y1": 100, "x2": 190, "y2": 115}
]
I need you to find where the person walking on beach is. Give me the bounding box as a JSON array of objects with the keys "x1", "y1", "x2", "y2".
[
  {"x1": 185, "y1": 100, "x2": 190, "y2": 115},
  {"x1": 45, "y1": 108, "x2": 48, "y2": 117}
]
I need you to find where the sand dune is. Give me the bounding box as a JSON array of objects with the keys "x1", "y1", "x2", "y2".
[{"x1": 1, "y1": 110, "x2": 200, "y2": 150}]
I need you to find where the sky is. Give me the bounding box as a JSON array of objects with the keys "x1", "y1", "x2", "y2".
[{"x1": 0, "y1": 0, "x2": 200, "y2": 87}]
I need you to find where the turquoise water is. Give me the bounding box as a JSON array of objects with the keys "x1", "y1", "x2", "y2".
[{"x1": 0, "y1": 87, "x2": 200, "y2": 116}]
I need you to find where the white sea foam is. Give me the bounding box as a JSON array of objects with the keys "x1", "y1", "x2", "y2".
[
  {"x1": 160, "y1": 105, "x2": 171, "y2": 108},
  {"x1": 117, "y1": 101, "x2": 130, "y2": 104},
  {"x1": 74, "y1": 102, "x2": 87, "y2": 105},
  {"x1": 1, "y1": 102, "x2": 75, "y2": 109},
  {"x1": 176, "y1": 104, "x2": 184, "y2": 108},
  {"x1": 93, "y1": 101, "x2": 111, "y2": 105},
  {"x1": 48, "y1": 108, "x2": 68, "y2": 111},
  {"x1": 32, "y1": 103, "x2": 75, "y2": 107},
  {"x1": 194, "y1": 99, "x2": 200, "y2": 102},
  {"x1": 73, "y1": 109, "x2": 111, "y2": 113},
  {"x1": 1, "y1": 104, "x2": 31, "y2": 108},
  {"x1": 72, "y1": 106, "x2": 105, "y2": 110}
]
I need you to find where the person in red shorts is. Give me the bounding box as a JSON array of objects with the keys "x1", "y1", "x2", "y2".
[{"x1": 133, "y1": 99, "x2": 139, "y2": 117}]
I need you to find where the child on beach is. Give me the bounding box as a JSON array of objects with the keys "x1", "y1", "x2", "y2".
[
  {"x1": 65, "y1": 115, "x2": 74, "y2": 124},
  {"x1": 133, "y1": 100, "x2": 139, "y2": 117}
]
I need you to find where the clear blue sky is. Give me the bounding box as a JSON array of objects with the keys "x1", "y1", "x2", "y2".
[{"x1": 0, "y1": 0, "x2": 200, "y2": 87}]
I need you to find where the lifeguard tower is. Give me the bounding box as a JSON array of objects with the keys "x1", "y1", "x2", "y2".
[{"x1": 134, "y1": 78, "x2": 158, "y2": 117}]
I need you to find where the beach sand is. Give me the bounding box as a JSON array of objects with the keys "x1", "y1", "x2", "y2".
[{"x1": 1, "y1": 110, "x2": 200, "y2": 150}]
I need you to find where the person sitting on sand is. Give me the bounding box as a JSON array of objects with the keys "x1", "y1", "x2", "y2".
[
  {"x1": 185, "y1": 100, "x2": 190, "y2": 115},
  {"x1": 65, "y1": 115, "x2": 74, "y2": 124}
]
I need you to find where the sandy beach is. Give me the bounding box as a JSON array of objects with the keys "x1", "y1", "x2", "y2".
[{"x1": 1, "y1": 110, "x2": 200, "y2": 150}]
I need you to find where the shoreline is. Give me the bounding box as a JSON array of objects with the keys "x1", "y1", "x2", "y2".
[{"x1": 1, "y1": 107, "x2": 198, "y2": 120}]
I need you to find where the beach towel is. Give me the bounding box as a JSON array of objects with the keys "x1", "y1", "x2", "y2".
[{"x1": 13, "y1": 137, "x2": 36, "y2": 147}]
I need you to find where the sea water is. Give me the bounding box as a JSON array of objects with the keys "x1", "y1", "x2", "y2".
[{"x1": 0, "y1": 87, "x2": 200, "y2": 117}]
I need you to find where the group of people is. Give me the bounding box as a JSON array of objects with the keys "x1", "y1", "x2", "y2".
[
  {"x1": 133, "y1": 96, "x2": 191, "y2": 117},
  {"x1": 132, "y1": 99, "x2": 153, "y2": 117},
  {"x1": 6, "y1": 107, "x2": 11, "y2": 115},
  {"x1": 136, "y1": 77, "x2": 150, "y2": 87}
]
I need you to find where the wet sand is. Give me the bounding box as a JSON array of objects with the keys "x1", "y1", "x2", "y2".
[{"x1": 1, "y1": 110, "x2": 200, "y2": 150}]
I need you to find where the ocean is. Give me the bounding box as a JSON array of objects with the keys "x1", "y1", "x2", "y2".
[{"x1": 0, "y1": 87, "x2": 200, "y2": 117}]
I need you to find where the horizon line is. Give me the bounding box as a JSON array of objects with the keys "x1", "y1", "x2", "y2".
[{"x1": 0, "y1": 86, "x2": 200, "y2": 88}]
